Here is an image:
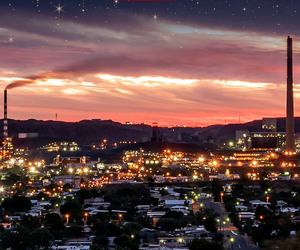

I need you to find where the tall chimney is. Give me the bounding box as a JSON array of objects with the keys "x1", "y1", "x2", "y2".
[
  {"x1": 285, "y1": 36, "x2": 295, "y2": 152},
  {"x1": 3, "y1": 90, "x2": 8, "y2": 138}
]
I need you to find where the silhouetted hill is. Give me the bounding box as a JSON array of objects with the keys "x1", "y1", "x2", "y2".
[
  {"x1": 2, "y1": 119, "x2": 152, "y2": 147},
  {"x1": 1, "y1": 117, "x2": 300, "y2": 149}
]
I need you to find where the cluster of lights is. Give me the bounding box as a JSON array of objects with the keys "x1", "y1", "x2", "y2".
[{"x1": 40, "y1": 142, "x2": 80, "y2": 152}]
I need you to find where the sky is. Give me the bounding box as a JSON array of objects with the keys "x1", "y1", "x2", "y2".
[{"x1": 1, "y1": 0, "x2": 300, "y2": 127}]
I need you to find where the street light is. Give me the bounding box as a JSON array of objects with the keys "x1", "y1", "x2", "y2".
[
  {"x1": 216, "y1": 219, "x2": 221, "y2": 231},
  {"x1": 84, "y1": 212, "x2": 88, "y2": 225},
  {"x1": 0, "y1": 187, "x2": 4, "y2": 198},
  {"x1": 230, "y1": 237, "x2": 234, "y2": 250},
  {"x1": 66, "y1": 214, "x2": 69, "y2": 224},
  {"x1": 220, "y1": 192, "x2": 224, "y2": 203},
  {"x1": 223, "y1": 221, "x2": 226, "y2": 233},
  {"x1": 118, "y1": 213, "x2": 123, "y2": 220}
]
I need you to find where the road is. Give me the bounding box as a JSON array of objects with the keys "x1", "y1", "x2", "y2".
[
  {"x1": 194, "y1": 197, "x2": 236, "y2": 231},
  {"x1": 194, "y1": 197, "x2": 261, "y2": 250},
  {"x1": 225, "y1": 234, "x2": 259, "y2": 250}
]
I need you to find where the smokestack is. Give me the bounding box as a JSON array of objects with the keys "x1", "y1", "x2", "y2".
[
  {"x1": 285, "y1": 36, "x2": 295, "y2": 152},
  {"x1": 3, "y1": 90, "x2": 8, "y2": 138}
]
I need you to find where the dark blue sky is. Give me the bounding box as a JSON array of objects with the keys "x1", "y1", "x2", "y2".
[{"x1": 2, "y1": 0, "x2": 300, "y2": 36}]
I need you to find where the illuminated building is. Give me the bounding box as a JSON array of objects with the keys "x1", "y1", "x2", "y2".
[
  {"x1": 235, "y1": 130, "x2": 249, "y2": 150},
  {"x1": 247, "y1": 132, "x2": 285, "y2": 152},
  {"x1": 1, "y1": 137, "x2": 13, "y2": 159},
  {"x1": 262, "y1": 118, "x2": 276, "y2": 132}
]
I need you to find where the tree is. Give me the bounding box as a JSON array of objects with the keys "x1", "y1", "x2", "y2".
[
  {"x1": 156, "y1": 218, "x2": 177, "y2": 231},
  {"x1": 77, "y1": 188, "x2": 91, "y2": 204},
  {"x1": 9, "y1": 165, "x2": 21, "y2": 176},
  {"x1": 91, "y1": 188, "x2": 100, "y2": 197},
  {"x1": 2, "y1": 195, "x2": 31, "y2": 213},
  {"x1": 67, "y1": 225, "x2": 83, "y2": 238},
  {"x1": 194, "y1": 209, "x2": 219, "y2": 232},
  {"x1": 114, "y1": 234, "x2": 139, "y2": 250},
  {"x1": 63, "y1": 183, "x2": 72, "y2": 192},
  {"x1": 163, "y1": 211, "x2": 184, "y2": 220},
  {"x1": 92, "y1": 236, "x2": 109, "y2": 249},
  {"x1": 251, "y1": 219, "x2": 290, "y2": 243},
  {"x1": 29, "y1": 228, "x2": 55, "y2": 250},
  {"x1": 263, "y1": 231, "x2": 300, "y2": 250},
  {"x1": 87, "y1": 212, "x2": 111, "y2": 225},
  {"x1": 20, "y1": 215, "x2": 40, "y2": 230},
  {"x1": 37, "y1": 192, "x2": 49, "y2": 201},
  {"x1": 123, "y1": 222, "x2": 143, "y2": 233},
  {"x1": 4, "y1": 173, "x2": 20, "y2": 186},
  {"x1": 136, "y1": 215, "x2": 153, "y2": 228},
  {"x1": 44, "y1": 213, "x2": 65, "y2": 231},
  {"x1": 189, "y1": 238, "x2": 224, "y2": 250},
  {"x1": 0, "y1": 225, "x2": 30, "y2": 250},
  {"x1": 60, "y1": 198, "x2": 83, "y2": 220}
]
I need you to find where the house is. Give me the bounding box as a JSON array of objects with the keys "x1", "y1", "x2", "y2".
[
  {"x1": 281, "y1": 207, "x2": 299, "y2": 213},
  {"x1": 164, "y1": 199, "x2": 193, "y2": 211},
  {"x1": 235, "y1": 205, "x2": 248, "y2": 212},
  {"x1": 170, "y1": 206, "x2": 189, "y2": 215},
  {"x1": 147, "y1": 211, "x2": 166, "y2": 217},
  {"x1": 238, "y1": 212, "x2": 255, "y2": 221},
  {"x1": 249, "y1": 200, "x2": 270, "y2": 210},
  {"x1": 51, "y1": 246, "x2": 89, "y2": 250},
  {"x1": 137, "y1": 205, "x2": 151, "y2": 210},
  {"x1": 276, "y1": 200, "x2": 287, "y2": 210},
  {"x1": 237, "y1": 198, "x2": 245, "y2": 204},
  {"x1": 66, "y1": 238, "x2": 93, "y2": 247},
  {"x1": 84, "y1": 198, "x2": 110, "y2": 209}
]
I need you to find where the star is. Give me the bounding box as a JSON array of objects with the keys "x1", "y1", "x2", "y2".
[
  {"x1": 53, "y1": 1, "x2": 66, "y2": 16},
  {"x1": 82, "y1": 0, "x2": 85, "y2": 12},
  {"x1": 153, "y1": 12, "x2": 158, "y2": 21},
  {"x1": 7, "y1": 34, "x2": 14, "y2": 44}
]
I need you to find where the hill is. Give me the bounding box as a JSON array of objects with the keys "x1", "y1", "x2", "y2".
[{"x1": 1, "y1": 117, "x2": 300, "y2": 149}]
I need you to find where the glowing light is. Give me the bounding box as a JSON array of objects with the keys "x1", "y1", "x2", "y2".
[
  {"x1": 7, "y1": 34, "x2": 14, "y2": 44},
  {"x1": 53, "y1": 1, "x2": 66, "y2": 16}
]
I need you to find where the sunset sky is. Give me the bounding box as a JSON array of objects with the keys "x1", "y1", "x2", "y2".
[{"x1": 1, "y1": 0, "x2": 300, "y2": 126}]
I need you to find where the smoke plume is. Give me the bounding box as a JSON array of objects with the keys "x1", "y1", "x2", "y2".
[{"x1": 4, "y1": 55, "x2": 156, "y2": 90}]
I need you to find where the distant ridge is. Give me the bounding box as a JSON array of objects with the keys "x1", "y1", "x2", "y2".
[{"x1": 1, "y1": 117, "x2": 300, "y2": 148}]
